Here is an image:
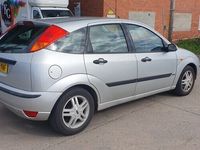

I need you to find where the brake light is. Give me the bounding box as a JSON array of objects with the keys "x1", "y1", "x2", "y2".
[{"x1": 30, "y1": 25, "x2": 68, "y2": 52}]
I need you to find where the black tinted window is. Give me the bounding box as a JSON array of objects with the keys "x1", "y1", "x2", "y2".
[
  {"x1": 89, "y1": 24, "x2": 128, "y2": 53},
  {"x1": 126, "y1": 25, "x2": 164, "y2": 53},
  {"x1": 33, "y1": 10, "x2": 41, "y2": 19},
  {"x1": 48, "y1": 28, "x2": 86, "y2": 54},
  {"x1": 41, "y1": 10, "x2": 72, "y2": 18},
  {"x1": 0, "y1": 23, "x2": 48, "y2": 53}
]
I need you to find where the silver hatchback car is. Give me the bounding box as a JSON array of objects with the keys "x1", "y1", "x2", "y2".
[{"x1": 0, "y1": 18, "x2": 199, "y2": 135}]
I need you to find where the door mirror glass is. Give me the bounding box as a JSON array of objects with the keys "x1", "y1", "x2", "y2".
[{"x1": 167, "y1": 44, "x2": 177, "y2": 52}]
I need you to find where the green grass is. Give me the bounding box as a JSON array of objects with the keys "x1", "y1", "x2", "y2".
[{"x1": 177, "y1": 38, "x2": 200, "y2": 55}]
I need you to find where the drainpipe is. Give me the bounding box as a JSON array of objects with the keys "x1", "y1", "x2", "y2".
[
  {"x1": 115, "y1": 0, "x2": 117, "y2": 18},
  {"x1": 168, "y1": 0, "x2": 175, "y2": 42}
]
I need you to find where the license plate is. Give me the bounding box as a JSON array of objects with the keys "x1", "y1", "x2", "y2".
[{"x1": 0, "y1": 62, "x2": 8, "y2": 74}]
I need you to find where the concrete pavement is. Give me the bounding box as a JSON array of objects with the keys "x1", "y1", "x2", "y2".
[{"x1": 0, "y1": 74, "x2": 199, "y2": 150}]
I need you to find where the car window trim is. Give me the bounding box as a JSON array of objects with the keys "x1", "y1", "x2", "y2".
[
  {"x1": 123, "y1": 23, "x2": 168, "y2": 54},
  {"x1": 121, "y1": 24, "x2": 136, "y2": 53},
  {"x1": 85, "y1": 23, "x2": 131, "y2": 54}
]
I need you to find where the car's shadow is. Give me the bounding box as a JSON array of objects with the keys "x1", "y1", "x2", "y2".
[
  {"x1": 0, "y1": 106, "x2": 61, "y2": 137},
  {"x1": 0, "y1": 91, "x2": 174, "y2": 137}
]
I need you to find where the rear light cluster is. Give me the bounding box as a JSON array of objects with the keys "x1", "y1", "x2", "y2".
[
  {"x1": 23, "y1": 110, "x2": 38, "y2": 118},
  {"x1": 30, "y1": 25, "x2": 69, "y2": 52}
]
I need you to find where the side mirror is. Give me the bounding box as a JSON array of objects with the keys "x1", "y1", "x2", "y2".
[{"x1": 167, "y1": 44, "x2": 177, "y2": 52}]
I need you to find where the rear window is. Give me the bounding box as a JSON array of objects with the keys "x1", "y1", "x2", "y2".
[
  {"x1": 0, "y1": 23, "x2": 48, "y2": 53},
  {"x1": 41, "y1": 10, "x2": 72, "y2": 18}
]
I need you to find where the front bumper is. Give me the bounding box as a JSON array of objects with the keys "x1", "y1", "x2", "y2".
[{"x1": 0, "y1": 82, "x2": 62, "y2": 121}]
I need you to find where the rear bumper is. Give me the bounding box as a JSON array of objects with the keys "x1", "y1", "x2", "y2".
[{"x1": 0, "y1": 82, "x2": 62, "y2": 121}]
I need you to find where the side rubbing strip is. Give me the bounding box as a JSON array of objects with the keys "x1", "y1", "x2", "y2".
[
  {"x1": 137, "y1": 74, "x2": 172, "y2": 82},
  {"x1": 106, "y1": 79, "x2": 137, "y2": 87},
  {"x1": 106, "y1": 73, "x2": 172, "y2": 87}
]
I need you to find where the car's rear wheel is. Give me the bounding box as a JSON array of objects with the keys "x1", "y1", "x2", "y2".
[
  {"x1": 50, "y1": 87, "x2": 94, "y2": 135},
  {"x1": 174, "y1": 66, "x2": 195, "y2": 96}
]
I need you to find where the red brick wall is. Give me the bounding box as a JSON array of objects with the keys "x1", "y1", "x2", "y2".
[
  {"x1": 173, "y1": 0, "x2": 200, "y2": 40},
  {"x1": 104, "y1": 0, "x2": 200, "y2": 40},
  {"x1": 69, "y1": 0, "x2": 104, "y2": 16},
  {"x1": 104, "y1": 0, "x2": 171, "y2": 38},
  {"x1": 69, "y1": 0, "x2": 200, "y2": 40}
]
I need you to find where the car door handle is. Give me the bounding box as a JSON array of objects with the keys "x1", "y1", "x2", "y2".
[
  {"x1": 141, "y1": 57, "x2": 152, "y2": 62},
  {"x1": 93, "y1": 58, "x2": 108, "y2": 64}
]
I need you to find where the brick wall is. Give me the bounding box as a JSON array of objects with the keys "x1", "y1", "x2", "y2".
[
  {"x1": 69, "y1": 0, "x2": 200, "y2": 40},
  {"x1": 69, "y1": 0, "x2": 104, "y2": 16},
  {"x1": 104, "y1": 0, "x2": 171, "y2": 38},
  {"x1": 173, "y1": 0, "x2": 200, "y2": 40}
]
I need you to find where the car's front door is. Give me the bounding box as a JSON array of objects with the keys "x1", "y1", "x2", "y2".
[
  {"x1": 125, "y1": 24, "x2": 177, "y2": 95},
  {"x1": 84, "y1": 23, "x2": 137, "y2": 103}
]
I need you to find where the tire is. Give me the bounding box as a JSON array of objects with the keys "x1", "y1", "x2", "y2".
[
  {"x1": 49, "y1": 87, "x2": 95, "y2": 135},
  {"x1": 173, "y1": 66, "x2": 195, "y2": 96}
]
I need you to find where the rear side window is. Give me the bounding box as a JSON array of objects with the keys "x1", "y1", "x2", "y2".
[
  {"x1": 0, "y1": 23, "x2": 48, "y2": 53},
  {"x1": 89, "y1": 24, "x2": 128, "y2": 53},
  {"x1": 47, "y1": 28, "x2": 86, "y2": 54}
]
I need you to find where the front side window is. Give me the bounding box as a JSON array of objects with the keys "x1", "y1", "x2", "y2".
[
  {"x1": 126, "y1": 25, "x2": 165, "y2": 53},
  {"x1": 48, "y1": 28, "x2": 86, "y2": 54},
  {"x1": 89, "y1": 24, "x2": 128, "y2": 53}
]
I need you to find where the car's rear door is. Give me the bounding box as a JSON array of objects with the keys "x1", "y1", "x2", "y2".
[
  {"x1": 0, "y1": 22, "x2": 48, "y2": 91},
  {"x1": 84, "y1": 23, "x2": 137, "y2": 103},
  {"x1": 125, "y1": 24, "x2": 177, "y2": 95}
]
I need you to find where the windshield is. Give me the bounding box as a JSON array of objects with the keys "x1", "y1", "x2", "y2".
[
  {"x1": 0, "y1": 23, "x2": 48, "y2": 53},
  {"x1": 41, "y1": 10, "x2": 72, "y2": 18}
]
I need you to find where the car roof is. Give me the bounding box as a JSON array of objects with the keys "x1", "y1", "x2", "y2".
[
  {"x1": 34, "y1": 17, "x2": 144, "y2": 32},
  {"x1": 32, "y1": 17, "x2": 170, "y2": 44}
]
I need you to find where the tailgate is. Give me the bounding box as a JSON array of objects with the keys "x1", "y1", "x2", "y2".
[
  {"x1": 0, "y1": 53, "x2": 32, "y2": 91},
  {"x1": 0, "y1": 21, "x2": 49, "y2": 91}
]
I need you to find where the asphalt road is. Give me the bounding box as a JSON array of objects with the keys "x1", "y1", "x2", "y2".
[{"x1": 0, "y1": 74, "x2": 199, "y2": 150}]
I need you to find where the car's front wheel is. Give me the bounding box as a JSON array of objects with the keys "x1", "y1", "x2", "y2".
[
  {"x1": 50, "y1": 87, "x2": 94, "y2": 135},
  {"x1": 174, "y1": 66, "x2": 195, "y2": 96}
]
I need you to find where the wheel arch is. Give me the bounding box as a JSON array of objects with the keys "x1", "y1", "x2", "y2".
[
  {"x1": 172, "y1": 57, "x2": 199, "y2": 88},
  {"x1": 50, "y1": 84, "x2": 100, "y2": 117},
  {"x1": 49, "y1": 84, "x2": 98, "y2": 135},
  {"x1": 187, "y1": 63, "x2": 197, "y2": 79},
  {"x1": 68, "y1": 84, "x2": 99, "y2": 111}
]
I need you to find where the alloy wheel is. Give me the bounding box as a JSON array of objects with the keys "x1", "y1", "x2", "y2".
[
  {"x1": 62, "y1": 96, "x2": 90, "y2": 129},
  {"x1": 181, "y1": 70, "x2": 194, "y2": 93}
]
